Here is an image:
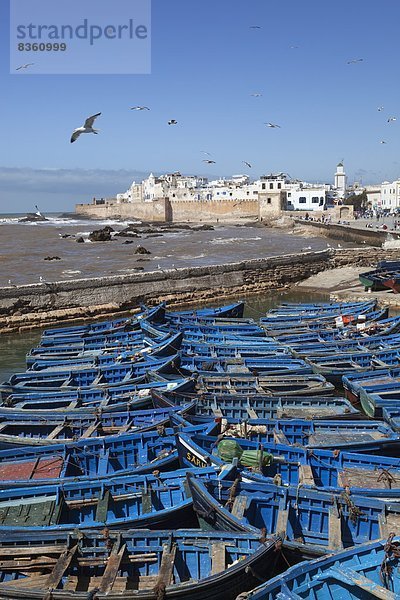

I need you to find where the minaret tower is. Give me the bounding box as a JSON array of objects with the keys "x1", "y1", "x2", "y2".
[{"x1": 334, "y1": 161, "x2": 347, "y2": 198}]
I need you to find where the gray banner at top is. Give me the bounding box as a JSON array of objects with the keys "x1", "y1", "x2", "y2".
[{"x1": 10, "y1": 0, "x2": 151, "y2": 74}]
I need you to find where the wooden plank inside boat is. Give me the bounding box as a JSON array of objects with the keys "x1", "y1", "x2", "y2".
[
  {"x1": 246, "y1": 408, "x2": 258, "y2": 420},
  {"x1": 44, "y1": 544, "x2": 78, "y2": 589},
  {"x1": 95, "y1": 489, "x2": 112, "y2": 523},
  {"x1": 273, "y1": 430, "x2": 290, "y2": 445},
  {"x1": 298, "y1": 464, "x2": 315, "y2": 486},
  {"x1": 328, "y1": 567, "x2": 397, "y2": 599},
  {"x1": 338, "y1": 468, "x2": 400, "y2": 490},
  {"x1": 231, "y1": 495, "x2": 247, "y2": 519},
  {"x1": 328, "y1": 506, "x2": 343, "y2": 550},
  {"x1": 142, "y1": 489, "x2": 152, "y2": 514},
  {"x1": 210, "y1": 542, "x2": 226, "y2": 575},
  {"x1": 379, "y1": 513, "x2": 400, "y2": 538},
  {"x1": 153, "y1": 542, "x2": 177, "y2": 590},
  {"x1": 0, "y1": 456, "x2": 64, "y2": 481},
  {"x1": 98, "y1": 541, "x2": 127, "y2": 593}
]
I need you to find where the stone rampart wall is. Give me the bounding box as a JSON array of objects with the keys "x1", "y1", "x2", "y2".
[{"x1": 2, "y1": 247, "x2": 400, "y2": 332}]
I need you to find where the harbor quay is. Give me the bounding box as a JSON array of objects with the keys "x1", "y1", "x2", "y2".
[{"x1": 1, "y1": 246, "x2": 400, "y2": 333}]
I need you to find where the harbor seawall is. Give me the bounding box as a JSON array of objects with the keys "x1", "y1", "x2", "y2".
[
  {"x1": 294, "y1": 219, "x2": 400, "y2": 247},
  {"x1": 1, "y1": 247, "x2": 399, "y2": 333}
]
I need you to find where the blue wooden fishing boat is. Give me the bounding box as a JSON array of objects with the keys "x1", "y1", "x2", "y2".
[
  {"x1": 274, "y1": 299, "x2": 378, "y2": 311},
  {"x1": 0, "y1": 378, "x2": 194, "y2": 414},
  {"x1": 27, "y1": 324, "x2": 169, "y2": 358},
  {"x1": 359, "y1": 265, "x2": 400, "y2": 291},
  {"x1": 152, "y1": 389, "x2": 358, "y2": 419},
  {"x1": 196, "y1": 373, "x2": 335, "y2": 396},
  {"x1": 29, "y1": 332, "x2": 183, "y2": 371},
  {"x1": 176, "y1": 429, "x2": 400, "y2": 497},
  {"x1": 1, "y1": 354, "x2": 180, "y2": 393},
  {"x1": 169, "y1": 321, "x2": 266, "y2": 337},
  {"x1": 264, "y1": 300, "x2": 377, "y2": 320},
  {"x1": 342, "y1": 369, "x2": 395, "y2": 403},
  {"x1": 288, "y1": 332, "x2": 400, "y2": 357},
  {"x1": 181, "y1": 356, "x2": 313, "y2": 376},
  {"x1": 383, "y1": 407, "x2": 400, "y2": 431},
  {"x1": 0, "y1": 529, "x2": 280, "y2": 599},
  {"x1": 0, "y1": 429, "x2": 178, "y2": 487},
  {"x1": 307, "y1": 349, "x2": 400, "y2": 385},
  {"x1": 166, "y1": 300, "x2": 245, "y2": 319},
  {"x1": 238, "y1": 536, "x2": 400, "y2": 599},
  {"x1": 182, "y1": 340, "x2": 289, "y2": 359},
  {"x1": 0, "y1": 405, "x2": 194, "y2": 448},
  {"x1": 31, "y1": 327, "x2": 149, "y2": 354},
  {"x1": 0, "y1": 466, "x2": 228, "y2": 532},
  {"x1": 187, "y1": 474, "x2": 400, "y2": 552},
  {"x1": 188, "y1": 416, "x2": 400, "y2": 452},
  {"x1": 40, "y1": 303, "x2": 166, "y2": 340},
  {"x1": 273, "y1": 314, "x2": 400, "y2": 343}
]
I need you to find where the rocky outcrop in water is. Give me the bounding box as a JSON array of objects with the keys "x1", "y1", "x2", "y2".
[
  {"x1": 134, "y1": 245, "x2": 151, "y2": 255},
  {"x1": 88, "y1": 226, "x2": 114, "y2": 242}
]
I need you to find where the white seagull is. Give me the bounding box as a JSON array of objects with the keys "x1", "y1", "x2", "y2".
[
  {"x1": 378, "y1": 106, "x2": 384, "y2": 111},
  {"x1": 201, "y1": 151, "x2": 212, "y2": 156},
  {"x1": 251, "y1": 93, "x2": 262, "y2": 97},
  {"x1": 388, "y1": 116, "x2": 397, "y2": 123},
  {"x1": 380, "y1": 140, "x2": 387, "y2": 144},
  {"x1": 130, "y1": 106, "x2": 150, "y2": 111},
  {"x1": 347, "y1": 58, "x2": 363, "y2": 64},
  {"x1": 168, "y1": 119, "x2": 178, "y2": 125},
  {"x1": 265, "y1": 122, "x2": 281, "y2": 128},
  {"x1": 70, "y1": 113, "x2": 101, "y2": 143},
  {"x1": 203, "y1": 159, "x2": 216, "y2": 164},
  {"x1": 16, "y1": 63, "x2": 34, "y2": 71},
  {"x1": 243, "y1": 161, "x2": 252, "y2": 168}
]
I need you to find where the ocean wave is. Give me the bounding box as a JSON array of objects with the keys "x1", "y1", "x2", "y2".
[
  {"x1": 0, "y1": 215, "x2": 142, "y2": 228},
  {"x1": 210, "y1": 236, "x2": 262, "y2": 245}
]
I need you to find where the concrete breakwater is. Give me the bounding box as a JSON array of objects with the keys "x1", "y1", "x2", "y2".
[
  {"x1": 1, "y1": 247, "x2": 400, "y2": 333},
  {"x1": 295, "y1": 219, "x2": 400, "y2": 247}
]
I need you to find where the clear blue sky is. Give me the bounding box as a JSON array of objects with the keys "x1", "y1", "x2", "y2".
[{"x1": 1, "y1": 0, "x2": 400, "y2": 211}]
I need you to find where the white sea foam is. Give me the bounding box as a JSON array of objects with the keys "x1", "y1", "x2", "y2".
[{"x1": 210, "y1": 236, "x2": 262, "y2": 245}]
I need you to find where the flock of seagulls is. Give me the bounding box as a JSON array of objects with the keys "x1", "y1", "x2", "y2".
[{"x1": 69, "y1": 111, "x2": 253, "y2": 169}]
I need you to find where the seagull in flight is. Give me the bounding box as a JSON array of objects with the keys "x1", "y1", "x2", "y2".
[
  {"x1": 251, "y1": 93, "x2": 262, "y2": 97},
  {"x1": 265, "y1": 122, "x2": 281, "y2": 128},
  {"x1": 378, "y1": 106, "x2": 384, "y2": 111},
  {"x1": 388, "y1": 116, "x2": 397, "y2": 123},
  {"x1": 168, "y1": 119, "x2": 178, "y2": 125},
  {"x1": 380, "y1": 140, "x2": 387, "y2": 144},
  {"x1": 203, "y1": 159, "x2": 216, "y2": 164},
  {"x1": 130, "y1": 106, "x2": 150, "y2": 111},
  {"x1": 347, "y1": 58, "x2": 363, "y2": 64},
  {"x1": 201, "y1": 151, "x2": 212, "y2": 156},
  {"x1": 16, "y1": 63, "x2": 34, "y2": 71},
  {"x1": 249, "y1": 25, "x2": 262, "y2": 29},
  {"x1": 70, "y1": 113, "x2": 101, "y2": 143},
  {"x1": 243, "y1": 161, "x2": 252, "y2": 168}
]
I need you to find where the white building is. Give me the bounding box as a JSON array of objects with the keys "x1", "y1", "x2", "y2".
[
  {"x1": 334, "y1": 162, "x2": 347, "y2": 198},
  {"x1": 381, "y1": 180, "x2": 400, "y2": 210},
  {"x1": 286, "y1": 185, "x2": 327, "y2": 211}
]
